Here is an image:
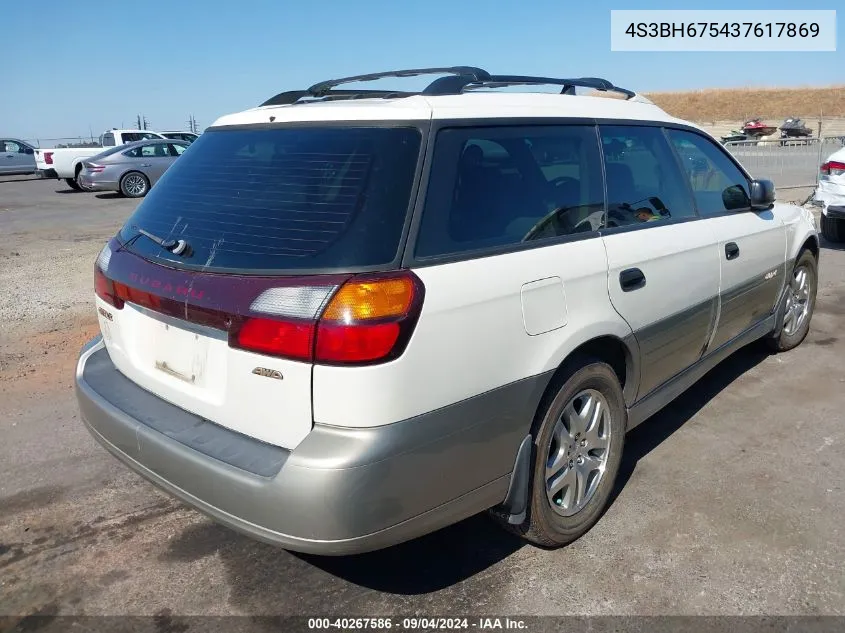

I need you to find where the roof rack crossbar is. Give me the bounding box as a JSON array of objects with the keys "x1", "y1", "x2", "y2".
[
  {"x1": 456, "y1": 75, "x2": 636, "y2": 99},
  {"x1": 260, "y1": 90, "x2": 310, "y2": 106},
  {"x1": 308, "y1": 66, "x2": 491, "y2": 97},
  {"x1": 261, "y1": 88, "x2": 420, "y2": 107}
]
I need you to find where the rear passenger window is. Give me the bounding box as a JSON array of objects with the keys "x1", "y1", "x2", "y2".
[
  {"x1": 415, "y1": 125, "x2": 604, "y2": 258},
  {"x1": 600, "y1": 126, "x2": 696, "y2": 227},
  {"x1": 666, "y1": 129, "x2": 751, "y2": 215},
  {"x1": 139, "y1": 144, "x2": 167, "y2": 157}
]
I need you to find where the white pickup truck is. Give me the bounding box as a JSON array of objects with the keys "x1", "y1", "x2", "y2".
[{"x1": 34, "y1": 129, "x2": 166, "y2": 190}]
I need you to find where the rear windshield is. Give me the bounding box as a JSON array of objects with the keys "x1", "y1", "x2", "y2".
[{"x1": 119, "y1": 126, "x2": 422, "y2": 273}]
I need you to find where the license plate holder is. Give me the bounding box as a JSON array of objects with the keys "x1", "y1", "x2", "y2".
[{"x1": 150, "y1": 319, "x2": 210, "y2": 386}]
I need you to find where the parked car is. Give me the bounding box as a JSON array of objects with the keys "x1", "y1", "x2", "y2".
[
  {"x1": 816, "y1": 146, "x2": 845, "y2": 242},
  {"x1": 0, "y1": 138, "x2": 36, "y2": 175},
  {"x1": 34, "y1": 129, "x2": 167, "y2": 190},
  {"x1": 160, "y1": 131, "x2": 199, "y2": 143},
  {"x1": 78, "y1": 139, "x2": 189, "y2": 198},
  {"x1": 76, "y1": 66, "x2": 819, "y2": 556}
]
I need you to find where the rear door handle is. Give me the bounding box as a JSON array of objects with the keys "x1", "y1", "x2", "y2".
[
  {"x1": 619, "y1": 268, "x2": 646, "y2": 292},
  {"x1": 725, "y1": 242, "x2": 740, "y2": 260}
]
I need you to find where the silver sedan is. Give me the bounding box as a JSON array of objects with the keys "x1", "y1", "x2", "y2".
[{"x1": 78, "y1": 139, "x2": 189, "y2": 197}]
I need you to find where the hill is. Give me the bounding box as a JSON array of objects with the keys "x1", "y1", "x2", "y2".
[{"x1": 644, "y1": 85, "x2": 845, "y2": 122}]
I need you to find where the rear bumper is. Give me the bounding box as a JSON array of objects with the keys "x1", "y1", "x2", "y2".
[
  {"x1": 78, "y1": 174, "x2": 117, "y2": 191},
  {"x1": 35, "y1": 168, "x2": 58, "y2": 179},
  {"x1": 76, "y1": 337, "x2": 546, "y2": 555}
]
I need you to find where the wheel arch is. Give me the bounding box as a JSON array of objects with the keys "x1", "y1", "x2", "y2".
[
  {"x1": 497, "y1": 332, "x2": 638, "y2": 524},
  {"x1": 535, "y1": 333, "x2": 640, "y2": 422},
  {"x1": 770, "y1": 234, "x2": 819, "y2": 344},
  {"x1": 799, "y1": 233, "x2": 819, "y2": 260}
]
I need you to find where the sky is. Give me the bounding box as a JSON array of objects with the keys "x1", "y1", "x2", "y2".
[{"x1": 2, "y1": 0, "x2": 843, "y2": 141}]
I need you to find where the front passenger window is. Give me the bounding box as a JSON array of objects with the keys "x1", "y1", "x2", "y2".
[
  {"x1": 667, "y1": 129, "x2": 751, "y2": 215},
  {"x1": 600, "y1": 126, "x2": 696, "y2": 228}
]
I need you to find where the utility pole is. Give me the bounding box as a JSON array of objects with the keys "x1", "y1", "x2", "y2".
[
  {"x1": 142, "y1": 115, "x2": 149, "y2": 130},
  {"x1": 136, "y1": 114, "x2": 141, "y2": 129},
  {"x1": 186, "y1": 114, "x2": 198, "y2": 134}
]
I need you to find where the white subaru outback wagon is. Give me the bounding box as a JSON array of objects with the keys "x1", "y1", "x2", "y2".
[{"x1": 75, "y1": 67, "x2": 819, "y2": 555}]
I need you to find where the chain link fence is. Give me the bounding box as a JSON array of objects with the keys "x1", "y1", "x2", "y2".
[{"x1": 724, "y1": 136, "x2": 845, "y2": 189}]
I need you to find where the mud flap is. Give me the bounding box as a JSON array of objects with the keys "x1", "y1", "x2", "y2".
[{"x1": 498, "y1": 434, "x2": 533, "y2": 525}]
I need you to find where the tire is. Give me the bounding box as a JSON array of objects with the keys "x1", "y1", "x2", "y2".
[
  {"x1": 120, "y1": 171, "x2": 149, "y2": 198},
  {"x1": 498, "y1": 359, "x2": 626, "y2": 548},
  {"x1": 820, "y1": 212, "x2": 845, "y2": 243},
  {"x1": 65, "y1": 177, "x2": 82, "y2": 191},
  {"x1": 767, "y1": 249, "x2": 818, "y2": 353}
]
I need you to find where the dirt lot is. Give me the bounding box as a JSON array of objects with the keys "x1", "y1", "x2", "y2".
[{"x1": 2, "y1": 176, "x2": 845, "y2": 621}]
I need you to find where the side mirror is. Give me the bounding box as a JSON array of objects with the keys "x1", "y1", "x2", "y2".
[
  {"x1": 749, "y1": 179, "x2": 775, "y2": 209},
  {"x1": 24, "y1": 147, "x2": 34, "y2": 155}
]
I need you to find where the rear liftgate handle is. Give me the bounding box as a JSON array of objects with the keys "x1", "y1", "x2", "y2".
[{"x1": 619, "y1": 268, "x2": 646, "y2": 292}]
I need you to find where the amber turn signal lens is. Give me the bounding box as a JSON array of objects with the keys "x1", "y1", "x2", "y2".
[{"x1": 321, "y1": 277, "x2": 415, "y2": 322}]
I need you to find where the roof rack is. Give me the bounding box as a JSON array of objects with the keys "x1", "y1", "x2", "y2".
[
  {"x1": 458, "y1": 75, "x2": 636, "y2": 99},
  {"x1": 262, "y1": 89, "x2": 421, "y2": 107},
  {"x1": 259, "y1": 66, "x2": 639, "y2": 107}
]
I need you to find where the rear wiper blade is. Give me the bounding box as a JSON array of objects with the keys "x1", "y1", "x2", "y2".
[{"x1": 129, "y1": 226, "x2": 192, "y2": 257}]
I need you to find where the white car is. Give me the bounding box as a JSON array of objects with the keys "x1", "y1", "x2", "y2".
[
  {"x1": 816, "y1": 146, "x2": 845, "y2": 242},
  {"x1": 159, "y1": 131, "x2": 200, "y2": 144},
  {"x1": 34, "y1": 129, "x2": 166, "y2": 190},
  {"x1": 75, "y1": 67, "x2": 819, "y2": 555}
]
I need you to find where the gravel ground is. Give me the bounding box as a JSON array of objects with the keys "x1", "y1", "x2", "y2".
[
  {"x1": 1, "y1": 176, "x2": 845, "y2": 624},
  {"x1": 0, "y1": 177, "x2": 137, "y2": 335}
]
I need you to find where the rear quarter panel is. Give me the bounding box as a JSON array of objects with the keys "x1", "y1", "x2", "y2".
[
  {"x1": 312, "y1": 238, "x2": 632, "y2": 428},
  {"x1": 776, "y1": 202, "x2": 819, "y2": 262}
]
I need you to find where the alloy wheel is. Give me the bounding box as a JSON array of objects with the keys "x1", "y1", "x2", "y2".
[{"x1": 545, "y1": 389, "x2": 612, "y2": 517}]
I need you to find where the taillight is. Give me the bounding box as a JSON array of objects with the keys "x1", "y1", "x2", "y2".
[
  {"x1": 44, "y1": 152, "x2": 54, "y2": 165},
  {"x1": 236, "y1": 317, "x2": 314, "y2": 361},
  {"x1": 94, "y1": 244, "x2": 123, "y2": 308},
  {"x1": 94, "y1": 241, "x2": 425, "y2": 366},
  {"x1": 94, "y1": 265, "x2": 124, "y2": 309},
  {"x1": 86, "y1": 162, "x2": 105, "y2": 173},
  {"x1": 232, "y1": 272, "x2": 425, "y2": 365},
  {"x1": 315, "y1": 275, "x2": 419, "y2": 363},
  {"x1": 821, "y1": 161, "x2": 845, "y2": 176},
  {"x1": 315, "y1": 322, "x2": 400, "y2": 363}
]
